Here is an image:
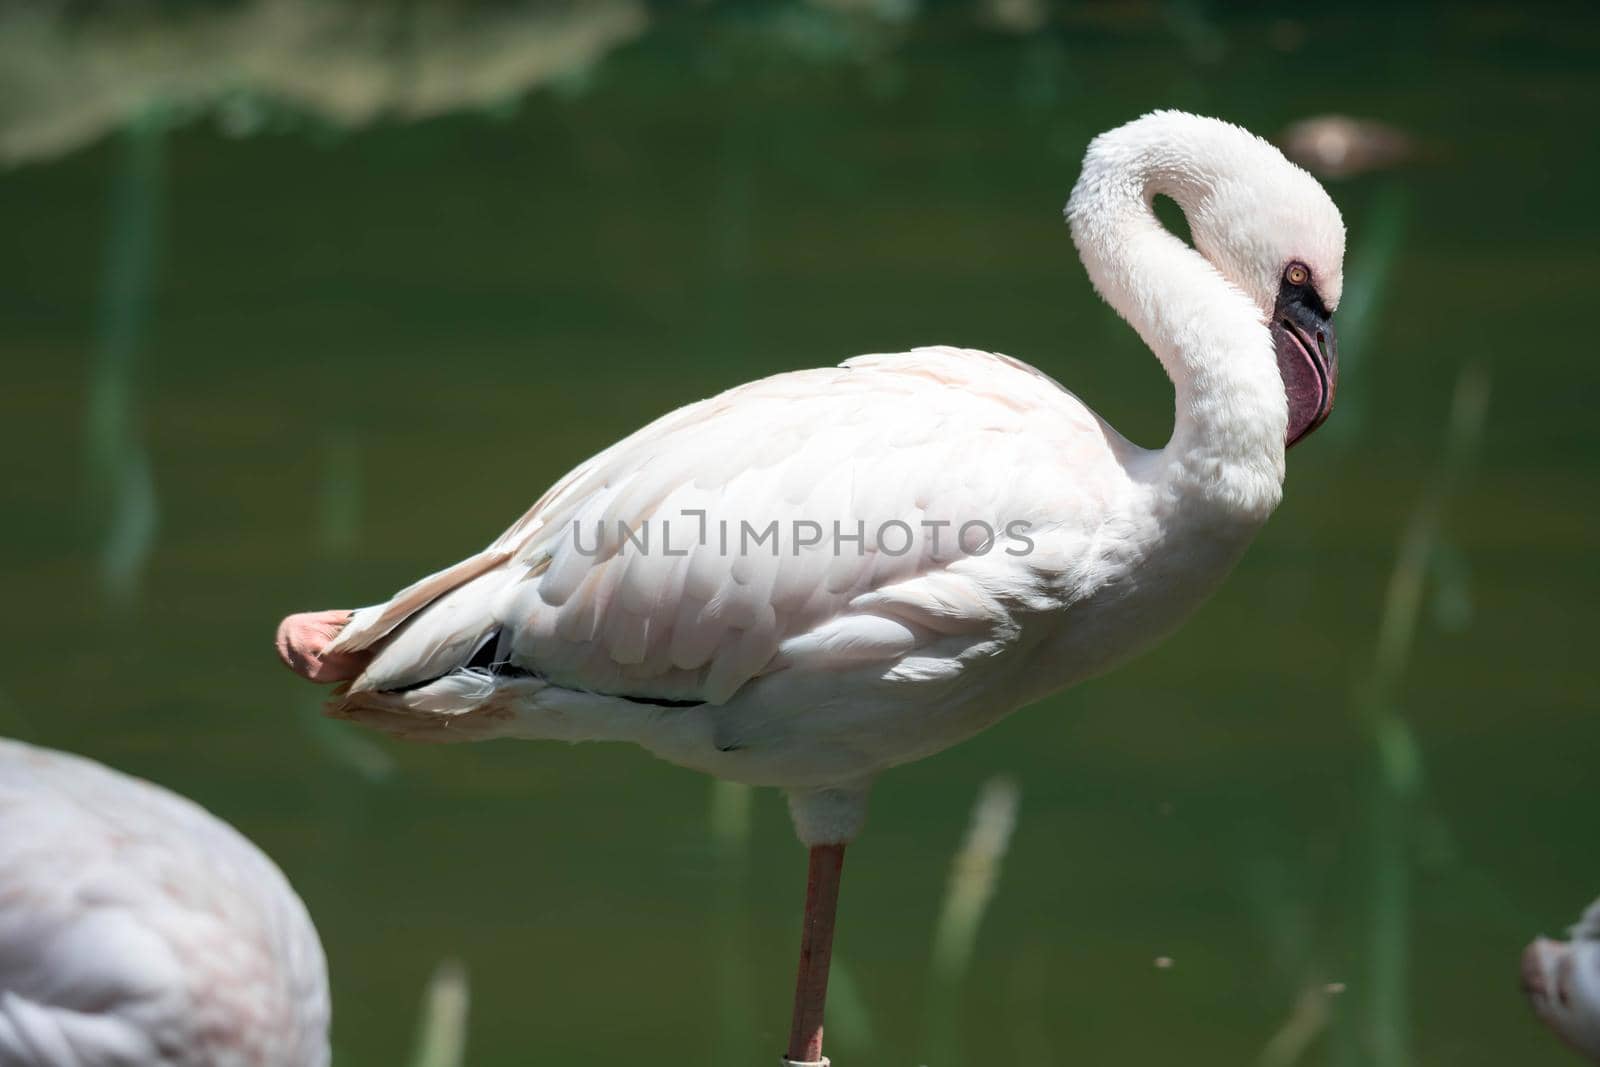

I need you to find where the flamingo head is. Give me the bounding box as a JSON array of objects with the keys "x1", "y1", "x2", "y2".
[{"x1": 1180, "y1": 117, "x2": 1347, "y2": 449}]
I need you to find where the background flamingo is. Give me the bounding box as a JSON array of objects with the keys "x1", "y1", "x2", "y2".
[
  {"x1": 1525, "y1": 896, "x2": 1600, "y2": 1061},
  {"x1": 0, "y1": 738, "x2": 330, "y2": 1066},
  {"x1": 277, "y1": 110, "x2": 1344, "y2": 1064}
]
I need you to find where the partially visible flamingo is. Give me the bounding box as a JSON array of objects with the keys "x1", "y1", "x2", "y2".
[
  {"x1": 277, "y1": 110, "x2": 1345, "y2": 1064},
  {"x1": 1524, "y1": 896, "x2": 1600, "y2": 1061},
  {"x1": 0, "y1": 739, "x2": 329, "y2": 1066}
]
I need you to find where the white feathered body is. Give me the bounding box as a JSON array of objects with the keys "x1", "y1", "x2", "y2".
[
  {"x1": 330, "y1": 346, "x2": 1271, "y2": 795},
  {"x1": 0, "y1": 740, "x2": 330, "y2": 1067},
  {"x1": 317, "y1": 113, "x2": 1348, "y2": 843}
]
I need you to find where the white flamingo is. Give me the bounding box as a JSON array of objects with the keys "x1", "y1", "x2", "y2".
[
  {"x1": 0, "y1": 739, "x2": 329, "y2": 1066},
  {"x1": 1525, "y1": 897, "x2": 1600, "y2": 1061},
  {"x1": 277, "y1": 110, "x2": 1344, "y2": 1064}
]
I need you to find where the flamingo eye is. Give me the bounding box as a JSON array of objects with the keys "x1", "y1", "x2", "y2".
[{"x1": 1285, "y1": 262, "x2": 1310, "y2": 286}]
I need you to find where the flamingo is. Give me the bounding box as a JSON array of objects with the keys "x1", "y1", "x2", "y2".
[
  {"x1": 0, "y1": 739, "x2": 330, "y2": 1065},
  {"x1": 277, "y1": 110, "x2": 1345, "y2": 1065},
  {"x1": 1524, "y1": 896, "x2": 1600, "y2": 1061}
]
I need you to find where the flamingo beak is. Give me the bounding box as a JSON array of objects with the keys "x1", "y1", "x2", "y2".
[{"x1": 1272, "y1": 285, "x2": 1339, "y2": 448}]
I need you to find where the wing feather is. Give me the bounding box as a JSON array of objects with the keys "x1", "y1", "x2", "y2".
[{"x1": 348, "y1": 347, "x2": 1124, "y2": 705}]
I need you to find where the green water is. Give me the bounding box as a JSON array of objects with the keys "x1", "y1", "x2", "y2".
[{"x1": 2, "y1": 3, "x2": 1597, "y2": 1065}]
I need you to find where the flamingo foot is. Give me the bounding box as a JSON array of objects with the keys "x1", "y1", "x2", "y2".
[{"x1": 275, "y1": 609, "x2": 371, "y2": 683}]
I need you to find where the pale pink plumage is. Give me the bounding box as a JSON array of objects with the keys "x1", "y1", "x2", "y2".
[
  {"x1": 277, "y1": 110, "x2": 1350, "y2": 1065},
  {"x1": 339, "y1": 347, "x2": 1119, "y2": 697},
  {"x1": 0, "y1": 740, "x2": 330, "y2": 1067},
  {"x1": 290, "y1": 112, "x2": 1348, "y2": 849}
]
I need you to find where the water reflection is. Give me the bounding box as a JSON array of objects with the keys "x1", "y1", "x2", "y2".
[{"x1": 0, "y1": 1, "x2": 648, "y2": 166}]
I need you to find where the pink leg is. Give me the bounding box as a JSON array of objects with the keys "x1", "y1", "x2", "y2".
[
  {"x1": 786, "y1": 844, "x2": 846, "y2": 1064},
  {"x1": 275, "y1": 609, "x2": 370, "y2": 683}
]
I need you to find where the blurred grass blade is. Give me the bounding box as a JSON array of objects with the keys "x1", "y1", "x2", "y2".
[
  {"x1": 1324, "y1": 182, "x2": 1409, "y2": 442},
  {"x1": 922, "y1": 776, "x2": 1021, "y2": 1065},
  {"x1": 1259, "y1": 982, "x2": 1339, "y2": 1067},
  {"x1": 707, "y1": 779, "x2": 755, "y2": 1061},
  {"x1": 1370, "y1": 362, "x2": 1491, "y2": 703},
  {"x1": 1349, "y1": 362, "x2": 1491, "y2": 1067},
  {"x1": 411, "y1": 958, "x2": 470, "y2": 1067},
  {"x1": 86, "y1": 109, "x2": 166, "y2": 607},
  {"x1": 932, "y1": 777, "x2": 1021, "y2": 979}
]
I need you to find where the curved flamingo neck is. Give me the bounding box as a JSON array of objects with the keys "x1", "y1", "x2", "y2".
[{"x1": 1067, "y1": 119, "x2": 1287, "y2": 522}]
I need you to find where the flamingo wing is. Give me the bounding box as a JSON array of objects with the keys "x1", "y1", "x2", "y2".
[{"x1": 332, "y1": 347, "x2": 1129, "y2": 708}]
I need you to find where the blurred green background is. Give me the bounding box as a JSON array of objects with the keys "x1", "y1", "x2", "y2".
[{"x1": 1, "y1": 2, "x2": 1596, "y2": 1065}]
